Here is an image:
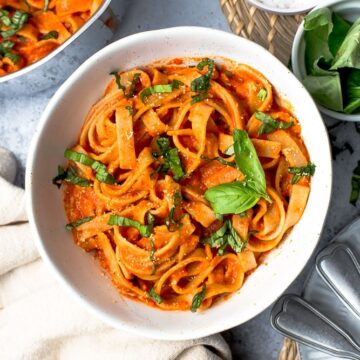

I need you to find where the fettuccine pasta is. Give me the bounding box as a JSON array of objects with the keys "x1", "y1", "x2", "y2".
[
  {"x1": 54, "y1": 57, "x2": 314, "y2": 312},
  {"x1": 0, "y1": 0, "x2": 103, "y2": 76}
]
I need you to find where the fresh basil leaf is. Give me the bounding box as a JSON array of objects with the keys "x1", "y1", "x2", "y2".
[
  {"x1": 153, "y1": 137, "x2": 185, "y2": 181},
  {"x1": 140, "y1": 80, "x2": 182, "y2": 103},
  {"x1": 331, "y1": 18, "x2": 360, "y2": 70},
  {"x1": 233, "y1": 129, "x2": 270, "y2": 201},
  {"x1": 64, "y1": 149, "x2": 116, "y2": 185},
  {"x1": 350, "y1": 161, "x2": 360, "y2": 206},
  {"x1": 126, "y1": 106, "x2": 134, "y2": 116},
  {"x1": 66, "y1": 216, "x2": 94, "y2": 230},
  {"x1": 345, "y1": 99, "x2": 360, "y2": 114},
  {"x1": 255, "y1": 112, "x2": 294, "y2": 135},
  {"x1": 190, "y1": 283, "x2": 206, "y2": 312},
  {"x1": 41, "y1": 30, "x2": 59, "y2": 40},
  {"x1": 165, "y1": 191, "x2": 184, "y2": 231},
  {"x1": 108, "y1": 215, "x2": 154, "y2": 237},
  {"x1": 126, "y1": 73, "x2": 140, "y2": 98},
  {"x1": 1, "y1": 10, "x2": 29, "y2": 38},
  {"x1": 227, "y1": 221, "x2": 248, "y2": 253},
  {"x1": 288, "y1": 162, "x2": 316, "y2": 184},
  {"x1": 202, "y1": 220, "x2": 247, "y2": 255},
  {"x1": 304, "y1": 8, "x2": 334, "y2": 73},
  {"x1": 149, "y1": 288, "x2": 162, "y2": 304},
  {"x1": 110, "y1": 71, "x2": 126, "y2": 92},
  {"x1": 302, "y1": 69, "x2": 343, "y2": 112},
  {"x1": 4, "y1": 52, "x2": 20, "y2": 63},
  {"x1": 52, "y1": 166, "x2": 91, "y2": 188},
  {"x1": 191, "y1": 58, "x2": 215, "y2": 92},
  {"x1": 191, "y1": 92, "x2": 208, "y2": 104},
  {"x1": 344, "y1": 69, "x2": 360, "y2": 114},
  {"x1": 149, "y1": 238, "x2": 156, "y2": 275},
  {"x1": 328, "y1": 12, "x2": 352, "y2": 57},
  {"x1": 0, "y1": 40, "x2": 14, "y2": 54},
  {"x1": 205, "y1": 182, "x2": 260, "y2": 215},
  {"x1": 257, "y1": 88, "x2": 267, "y2": 101}
]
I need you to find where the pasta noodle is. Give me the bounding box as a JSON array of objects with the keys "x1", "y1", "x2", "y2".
[
  {"x1": 55, "y1": 57, "x2": 313, "y2": 312},
  {"x1": 0, "y1": 0, "x2": 102, "y2": 76}
]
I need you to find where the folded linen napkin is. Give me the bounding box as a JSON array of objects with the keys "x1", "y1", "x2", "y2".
[{"x1": 0, "y1": 150, "x2": 232, "y2": 360}]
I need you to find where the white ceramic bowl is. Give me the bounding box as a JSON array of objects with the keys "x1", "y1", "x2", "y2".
[
  {"x1": 247, "y1": 0, "x2": 326, "y2": 15},
  {"x1": 292, "y1": 0, "x2": 360, "y2": 121},
  {"x1": 0, "y1": 0, "x2": 114, "y2": 95},
  {"x1": 26, "y1": 27, "x2": 332, "y2": 340}
]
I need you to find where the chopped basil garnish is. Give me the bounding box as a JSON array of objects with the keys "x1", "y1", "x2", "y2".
[
  {"x1": 66, "y1": 216, "x2": 94, "y2": 230},
  {"x1": 202, "y1": 219, "x2": 248, "y2": 255},
  {"x1": 257, "y1": 88, "x2": 267, "y2": 101},
  {"x1": 288, "y1": 162, "x2": 316, "y2": 184},
  {"x1": 110, "y1": 71, "x2": 126, "y2": 92},
  {"x1": 140, "y1": 80, "x2": 182, "y2": 103},
  {"x1": 64, "y1": 149, "x2": 116, "y2": 185},
  {"x1": 191, "y1": 58, "x2": 215, "y2": 92},
  {"x1": 152, "y1": 137, "x2": 185, "y2": 181},
  {"x1": 108, "y1": 214, "x2": 154, "y2": 237},
  {"x1": 255, "y1": 112, "x2": 294, "y2": 135},
  {"x1": 126, "y1": 106, "x2": 134, "y2": 116},
  {"x1": 149, "y1": 238, "x2": 156, "y2": 274},
  {"x1": 350, "y1": 161, "x2": 360, "y2": 206},
  {"x1": 0, "y1": 10, "x2": 29, "y2": 38},
  {"x1": 41, "y1": 30, "x2": 59, "y2": 40},
  {"x1": 5, "y1": 51, "x2": 20, "y2": 63},
  {"x1": 190, "y1": 58, "x2": 215, "y2": 105},
  {"x1": 52, "y1": 166, "x2": 91, "y2": 188},
  {"x1": 191, "y1": 92, "x2": 208, "y2": 105},
  {"x1": 0, "y1": 40, "x2": 19, "y2": 63},
  {"x1": 165, "y1": 191, "x2": 184, "y2": 231},
  {"x1": 127, "y1": 73, "x2": 140, "y2": 98},
  {"x1": 191, "y1": 283, "x2": 206, "y2": 312},
  {"x1": 149, "y1": 287, "x2": 162, "y2": 304}
]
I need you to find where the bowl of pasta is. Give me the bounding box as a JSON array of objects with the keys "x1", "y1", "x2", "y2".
[
  {"x1": 0, "y1": 0, "x2": 120, "y2": 95},
  {"x1": 26, "y1": 26, "x2": 332, "y2": 340}
]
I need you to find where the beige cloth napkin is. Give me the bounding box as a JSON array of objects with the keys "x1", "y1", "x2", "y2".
[{"x1": 0, "y1": 158, "x2": 232, "y2": 360}]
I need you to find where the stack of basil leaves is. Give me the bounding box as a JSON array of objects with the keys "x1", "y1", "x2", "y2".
[
  {"x1": 204, "y1": 129, "x2": 271, "y2": 215},
  {"x1": 303, "y1": 8, "x2": 360, "y2": 114}
]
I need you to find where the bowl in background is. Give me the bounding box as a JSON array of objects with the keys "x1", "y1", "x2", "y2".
[
  {"x1": 26, "y1": 26, "x2": 332, "y2": 340},
  {"x1": 291, "y1": 0, "x2": 360, "y2": 121},
  {"x1": 0, "y1": 0, "x2": 128, "y2": 97},
  {"x1": 247, "y1": 0, "x2": 326, "y2": 15}
]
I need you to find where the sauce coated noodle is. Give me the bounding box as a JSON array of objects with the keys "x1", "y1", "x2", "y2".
[{"x1": 60, "y1": 58, "x2": 311, "y2": 311}]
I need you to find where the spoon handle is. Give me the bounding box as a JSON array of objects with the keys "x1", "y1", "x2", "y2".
[
  {"x1": 271, "y1": 294, "x2": 360, "y2": 359},
  {"x1": 316, "y1": 243, "x2": 360, "y2": 318}
]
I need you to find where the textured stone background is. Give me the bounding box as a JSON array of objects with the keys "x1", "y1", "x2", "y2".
[{"x1": 1, "y1": 1, "x2": 359, "y2": 359}]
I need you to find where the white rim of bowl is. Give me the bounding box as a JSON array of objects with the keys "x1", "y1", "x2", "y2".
[
  {"x1": 291, "y1": 0, "x2": 360, "y2": 121},
  {"x1": 26, "y1": 26, "x2": 332, "y2": 340},
  {"x1": 0, "y1": 0, "x2": 112, "y2": 84},
  {"x1": 246, "y1": 0, "x2": 320, "y2": 15}
]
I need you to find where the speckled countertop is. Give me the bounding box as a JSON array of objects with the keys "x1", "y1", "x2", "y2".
[{"x1": 1, "y1": 1, "x2": 359, "y2": 359}]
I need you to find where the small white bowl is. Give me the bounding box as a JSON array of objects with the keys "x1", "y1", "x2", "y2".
[
  {"x1": 247, "y1": 0, "x2": 326, "y2": 15},
  {"x1": 26, "y1": 26, "x2": 332, "y2": 340},
  {"x1": 292, "y1": 0, "x2": 360, "y2": 121}
]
